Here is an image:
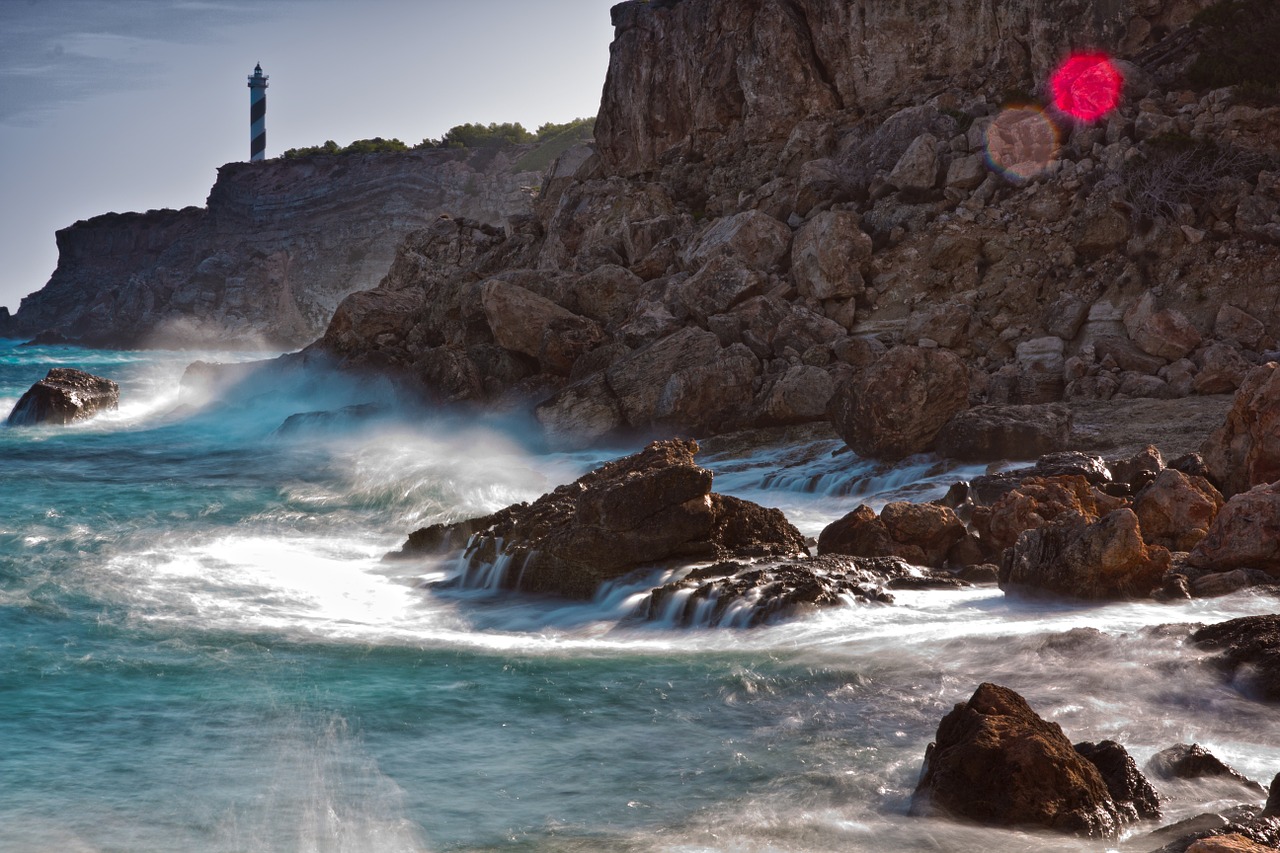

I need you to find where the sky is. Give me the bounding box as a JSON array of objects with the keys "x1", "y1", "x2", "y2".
[{"x1": 0, "y1": 0, "x2": 616, "y2": 313}]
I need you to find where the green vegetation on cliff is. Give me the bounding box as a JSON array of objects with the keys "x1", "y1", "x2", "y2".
[{"x1": 281, "y1": 118, "x2": 595, "y2": 162}]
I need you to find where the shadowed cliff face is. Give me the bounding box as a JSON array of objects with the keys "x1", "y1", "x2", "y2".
[
  {"x1": 10, "y1": 148, "x2": 541, "y2": 349},
  {"x1": 596, "y1": 0, "x2": 1207, "y2": 179}
]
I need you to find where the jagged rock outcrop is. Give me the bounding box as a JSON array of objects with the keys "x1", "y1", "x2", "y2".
[
  {"x1": 1191, "y1": 615, "x2": 1280, "y2": 702},
  {"x1": 1201, "y1": 364, "x2": 1280, "y2": 497},
  {"x1": 1074, "y1": 740, "x2": 1162, "y2": 823},
  {"x1": 911, "y1": 682, "x2": 1126, "y2": 837},
  {"x1": 6, "y1": 367, "x2": 119, "y2": 426},
  {"x1": 9, "y1": 148, "x2": 542, "y2": 348},
  {"x1": 391, "y1": 439, "x2": 807, "y2": 600}
]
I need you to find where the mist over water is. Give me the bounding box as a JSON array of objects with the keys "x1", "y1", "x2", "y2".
[{"x1": 2, "y1": 341, "x2": 1276, "y2": 852}]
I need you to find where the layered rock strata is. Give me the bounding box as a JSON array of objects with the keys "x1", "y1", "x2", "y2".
[{"x1": 7, "y1": 148, "x2": 541, "y2": 348}]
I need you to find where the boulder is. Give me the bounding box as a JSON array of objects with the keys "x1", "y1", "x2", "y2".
[
  {"x1": 986, "y1": 475, "x2": 1123, "y2": 553},
  {"x1": 1133, "y1": 469, "x2": 1225, "y2": 552},
  {"x1": 574, "y1": 265, "x2": 644, "y2": 326},
  {"x1": 1128, "y1": 308, "x2": 1202, "y2": 362},
  {"x1": 1188, "y1": 482, "x2": 1280, "y2": 573},
  {"x1": 999, "y1": 508, "x2": 1171, "y2": 600},
  {"x1": 1148, "y1": 744, "x2": 1266, "y2": 794},
  {"x1": 481, "y1": 280, "x2": 604, "y2": 375},
  {"x1": 6, "y1": 367, "x2": 119, "y2": 426},
  {"x1": 904, "y1": 302, "x2": 972, "y2": 350},
  {"x1": 829, "y1": 346, "x2": 969, "y2": 461},
  {"x1": 393, "y1": 439, "x2": 806, "y2": 600},
  {"x1": 910, "y1": 682, "x2": 1122, "y2": 837},
  {"x1": 680, "y1": 210, "x2": 791, "y2": 272},
  {"x1": 1215, "y1": 305, "x2": 1266, "y2": 351},
  {"x1": 888, "y1": 133, "x2": 940, "y2": 194},
  {"x1": 936, "y1": 404, "x2": 1072, "y2": 462},
  {"x1": 1074, "y1": 740, "x2": 1162, "y2": 822},
  {"x1": 1191, "y1": 615, "x2": 1280, "y2": 702},
  {"x1": 1194, "y1": 344, "x2": 1252, "y2": 396},
  {"x1": 605, "y1": 326, "x2": 724, "y2": 427},
  {"x1": 756, "y1": 364, "x2": 835, "y2": 425},
  {"x1": 535, "y1": 373, "x2": 625, "y2": 450},
  {"x1": 1186, "y1": 835, "x2": 1278, "y2": 853},
  {"x1": 678, "y1": 256, "x2": 767, "y2": 324},
  {"x1": 1201, "y1": 364, "x2": 1280, "y2": 496},
  {"x1": 790, "y1": 210, "x2": 872, "y2": 301}
]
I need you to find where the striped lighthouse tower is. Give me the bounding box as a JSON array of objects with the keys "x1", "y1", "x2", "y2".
[{"x1": 248, "y1": 63, "x2": 268, "y2": 162}]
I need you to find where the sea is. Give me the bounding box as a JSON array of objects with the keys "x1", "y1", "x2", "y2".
[{"x1": 2, "y1": 339, "x2": 1276, "y2": 853}]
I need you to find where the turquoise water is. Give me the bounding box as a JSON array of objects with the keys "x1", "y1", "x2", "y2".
[{"x1": 2, "y1": 340, "x2": 1277, "y2": 853}]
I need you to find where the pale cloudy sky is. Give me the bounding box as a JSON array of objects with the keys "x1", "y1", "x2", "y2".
[{"x1": 0, "y1": 0, "x2": 616, "y2": 313}]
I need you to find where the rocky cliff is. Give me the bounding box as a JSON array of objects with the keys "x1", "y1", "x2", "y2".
[
  {"x1": 308, "y1": 0, "x2": 1279, "y2": 451},
  {"x1": 7, "y1": 147, "x2": 541, "y2": 348}
]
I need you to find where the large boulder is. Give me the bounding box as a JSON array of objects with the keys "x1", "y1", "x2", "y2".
[
  {"x1": 790, "y1": 210, "x2": 872, "y2": 301},
  {"x1": 985, "y1": 474, "x2": 1123, "y2": 553},
  {"x1": 480, "y1": 280, "x2": 604, "y2": 375},
  {"x1": 829, "y1": 346, "x2": 969, "y2": 460},
  {"x1": 817, "y1": 501, "x2": 964, "y2": 569},
  {"x1": 911, "y1": 682, "x2": 1123, "y2": 837},
  {"x1": 1133, "y1": 469, "x2": 1225, "y2": 552},
  {"x1": 999, "y1": 509, "x2": 1171, "y2": 600},
  {"x1": 936, "y1": 404, "x2": 1072, "y2": 462},
  {"x1": 392, "y1": 439, "x2": 806, "y2": 599},
  {"x1": 1201, "y1": 363, "x2": 1280, "y2": 497},
  {"x1": 1188, "y1": 482, "x2": 1280, "y2": 573},
  {"x1": 680, "y1": 210, "x2": 791, "y2": 272},
  {"x1": 6, "y1": 367, "x2": 119, "y2": 426}
]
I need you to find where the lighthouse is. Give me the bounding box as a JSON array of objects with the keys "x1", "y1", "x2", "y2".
[{"x1": 248, "y1": 63, "x2": 268, "y2": 162}]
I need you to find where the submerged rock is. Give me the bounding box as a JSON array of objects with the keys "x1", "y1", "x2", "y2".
[
  {"x1": 391, "y1": 439, "x2": 806, "y2": 600},
  {"x1": 911, "y1": 682, "x2": 1123, "y2": 837},
  {"x1": 1147, "y1": 743, "x2": 1266, "y2": 794},
  {"x1": 1191, "y1": 616, "x2": 1280, "y2": 703},
  {"x1": 6, "y1": 367, "x2": 119, "y2": 426},
  {"x1": 1075, "y1": 740, "x2": 1162, "y2": 822}
]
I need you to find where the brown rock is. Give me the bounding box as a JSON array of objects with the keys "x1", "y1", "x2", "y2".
[
  {"x1": 1201, "y1": 364, "x2": 1280, "y2": 496},
  {"x1": 936, "y1": 404, "x2": 1072, "y2": 462},
  {"x1": 904, "y1": 302, "x2": 972, "y2": 349},
  {"x1": 1188, "y1": 482, "x2": 1280, "y2": 573},
  {"x1": 6, "y1": 367, "x2": 120, "y2": 426},
  {"x1": 887, "y1": 132, "x2": 940, "y2": 193},
  {"x1": 1095, "y1": 335, "x2": 1168, "y2": 375},
  {"x1": 394, "y1": 439, "x2": 806, "y2": 599},
  {"x1": 575, "y1": 265, "x2": 644, "y2": 326},
  {"x1": 680, "y1": 210, "x2": 791, "y2": 272},
  {"x1": 1147, "y1": 743, "x2": 1266, "y2": 793},
  {"x1": 1215, "y1": 305, "x2": 1266, "y2": 351},
  {"x1": 911, "y1": 683, "x2": 1122, "y2": 837},
  {"x1": 678, "y1": 256, "x2": 768, "y2": 324},
  {"x1": 1187, "y1": 835, "x2": 1278, "y2": 853},
  {"x1": 790, "y1": 210, "x2": 872, "y2": 301},
  {"x1": 829, "y1": 346, "x2": 970, "y2": 461},
  {"x1": 1074, "y1": 740, "x2": 1162, "y2": 822},
  {"x1": 817, "y1": 505, "x2": 907, "y2": 561},
  {"x1": 986, "y1": 475, "x2": 1121, "y2": 553},
  {"x1": 999, "y1": 509, "x2": 1172, "y2": 600},
  {"x1": 880, "y1": 502, "x2": 966, "y2": 568},
  {"x1": 1133, "y1": 468, "x2": 1224, "y2": 552},
  {"x1": 481, "y1": 280, "x2": 603, "y2": 375},
  {"x1": 1129, "y1": 308, "x2": 1203, "y2": 362},
  {"x1": 605, "y1": 326, "x2": 724, "y2": 427},
  {"x1": 757, "y1": 364, "x2": 835, "y2": 425},
  {"x1": 535, "y1": 373, "x2": 625, "y2": 450},
  {"x1": 1194, "y1": 343, "x2": 1252, "y2": 396}
]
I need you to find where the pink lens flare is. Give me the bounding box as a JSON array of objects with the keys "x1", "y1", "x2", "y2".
[
  {"x1": 1051, "y1": 53, "x2": 1124, "y2": 122},
  {"x1": 985, "y1": 107, "x2": 1061, "y2": 182}
]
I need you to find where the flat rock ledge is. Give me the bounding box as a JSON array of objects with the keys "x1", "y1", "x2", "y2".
[
  {"x1": 390, "y1": 439, "x2": 808, "y2": 601},
  {"x1": 6, "y1": 367, "x2": 119, "y2": 426}
]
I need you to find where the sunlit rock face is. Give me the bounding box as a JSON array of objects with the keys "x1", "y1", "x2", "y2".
[
  {"x1": 595, "y1": 0, "x2": 1205, "y2": 186},
  {"x1": 9, "y1": 148, "x2": 541, "y2": 349}
]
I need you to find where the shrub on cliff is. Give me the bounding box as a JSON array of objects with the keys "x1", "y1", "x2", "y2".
[
  {"x1": 282, "y1": 137, "x2": 408, "y2": 158},
  {"x1": 1187, "y1": 0, "x2": 1280, "y2": 104}
]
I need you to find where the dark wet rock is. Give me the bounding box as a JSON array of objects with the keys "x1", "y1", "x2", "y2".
[
  {"x1": 1265, "y1": 774, "x2": 1280, "y2": 818},
  {"x1": 1190, "y1": 616, "x2": 1280, "y2": 703},
  {"x1": 1170, "y1": 452, "x2": 1218, "y2": 487},
  {"x1": 1110, "y1": 445, "x2": 1166, "y2": 491},
  {"x1": 935, "y1": 403, "x2": 1072, "y2": 462},
  {"x1": 640, "y1": 554, "x2": 903, "y2": 628},
  {"x1": 1148, "y1": 744, "x2": 1266, "y2": 794},
  {"x1": 6, "y1": 367, "x2": 119, "y2": 426},
  {"x1": 1074, "y1": 740, "x2": 1162, "y2": 822},
  {"x1": 911, "y1": 682, "x2": 1123, "y2": 837},
  {"x1": 19, "y1": 330, "x2": 74, "y2": 347},
  {"x1": 1149, "y1": 815, "x2": 1280, "y2": 853},
  {"x1": 275, "y1": 402, "x2": 386, "y2": 435},
  {"x1": 999, "y1": 509, "x2": 1171, "y2": 600},
  {"x1": 392, "y1": 439, "x2": 806, "y2": 599},
  {"x1": 828, "y1": 345, "x2": 969, "y2": 461}
]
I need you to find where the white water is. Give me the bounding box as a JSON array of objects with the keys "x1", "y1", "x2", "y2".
[{"x1": 2, "y1": 343, "x2": 1276, "y2": 853}]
